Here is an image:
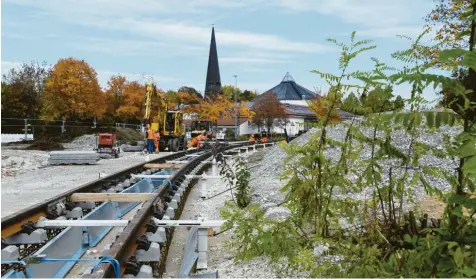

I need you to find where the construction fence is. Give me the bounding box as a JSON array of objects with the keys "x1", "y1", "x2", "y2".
[{"x1": 1, "y1": 118, "x2": 142, "y2": 140}]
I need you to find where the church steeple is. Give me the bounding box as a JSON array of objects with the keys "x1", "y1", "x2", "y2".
[{"x1": 204, "y1": 26, "x2": 221, "y2": 99}]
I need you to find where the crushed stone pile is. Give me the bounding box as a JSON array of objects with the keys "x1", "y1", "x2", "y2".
[
  {"x1": 247, "y1": 120, "x2": 462, "y2": 208},
  {"x1": 1, "y1": 150, "x2": 49, "y2": 178},
  {"x1": 63, "y1": 135, "x2": 98, "y2": 151}
]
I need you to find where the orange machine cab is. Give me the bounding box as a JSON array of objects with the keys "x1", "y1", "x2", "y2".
[
  {"x1": 96, "y1": 133, "x2": 120, "y2": 158},
  {"x1": 98, "y1": 133, "x2": 116, "y2": 146}
]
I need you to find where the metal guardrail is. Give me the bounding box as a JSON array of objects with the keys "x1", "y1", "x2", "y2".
[{"x1": 179, "y1": 227, "x2": 199, "y2": 278}]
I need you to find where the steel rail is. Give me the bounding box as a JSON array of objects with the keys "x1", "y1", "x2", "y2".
[{"x1": 86, "y1": 142, "x2": 262, "y2": 278}]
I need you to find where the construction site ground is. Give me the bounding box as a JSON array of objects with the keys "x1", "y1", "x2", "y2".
[{"x1": 1, "y1": 132, "x2": 169, "y2": 217}]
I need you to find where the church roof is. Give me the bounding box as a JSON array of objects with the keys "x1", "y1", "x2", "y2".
[
  {"x1": 254, "y1": 72, "x2": 317, "y2": 101},
  {"x1": 204, "y1": 27, "x2": 221, "y2": 98}
]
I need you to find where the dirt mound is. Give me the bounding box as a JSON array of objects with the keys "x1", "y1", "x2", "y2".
[
  {"x1": 26, "y1": 139, "x2": 64, "y2": 151},
  {"x1": 116, "y1": 127, "x2": 144, "y2": 143}
]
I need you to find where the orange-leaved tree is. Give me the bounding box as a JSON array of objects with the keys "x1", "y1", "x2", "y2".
[
  {"x1": 105, "y1": 75, "x2": 127, "y2": 121},
  {"x1": 197, "y1": 95, "x2": 233, "y2": 127},
  {"x1": 41, "y1": 58, "x2": 105, "y2": 121},
  {"x1": 307, "y1": 90, "x2": 341, "y2": 123},
  {"x1": 239, "y1": 102, "x2": 254, "y2": 119},
  {"x1": 116, "y1": 81, "x2": 146, "y2": 123}
]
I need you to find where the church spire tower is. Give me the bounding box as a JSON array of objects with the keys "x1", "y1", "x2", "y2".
[{"x1": 204, "y1": 26, "x2": 222, "y2": 99}]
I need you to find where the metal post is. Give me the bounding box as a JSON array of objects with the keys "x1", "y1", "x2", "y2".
[
  {"x1": 233, "y1": 75, "x2": 238, "y2": 141},
  {"x1": 61, "y1": 120, "x2": 66, "y2": 134},
  {"x1": 23, "y1": 119, "x2": 28, "y2": 140}
]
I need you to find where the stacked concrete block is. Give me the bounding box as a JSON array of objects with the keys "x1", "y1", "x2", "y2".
[{"x1": 48, "y1": 151, "x2": 100, "y2": 165}]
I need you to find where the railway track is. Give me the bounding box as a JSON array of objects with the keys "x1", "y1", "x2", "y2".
[{"x1": 1, "y1": 141, "x2": 276, "y2": 278}]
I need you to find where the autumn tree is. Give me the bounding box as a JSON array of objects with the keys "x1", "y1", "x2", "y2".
[
  {"x1": 104, "y1": 75, "x2": 127, "y2": 121},
  {"x1": 251, "y1": 92, "x2": 287, "y2": 134},
  {"x1": 41, "y1": 58, "x2": 104, "y2": 121},
  {"x1": 197, "y1": 95, "x2": 233, "y2": 127},
  {"x1": 426, "y1": 0, "x2": 471, "y2": 50},
  {"x1": 115, "y1": 81, "x2": 146, "y2": 123},
  {"x1": 307, "y1": 92, "x2": 342, "y2": 122},
  {"x1": 1, "y1": 61, "x2": 52, "y2": 118},
  {"x1": 177, "y1": 86, "x2": 202, "y2": 99}
]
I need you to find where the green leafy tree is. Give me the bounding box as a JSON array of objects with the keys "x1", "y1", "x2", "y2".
[
  {"x1": 240, "y1": 90, "x2": 258, "y2": 102},
  {"x1": 394, "y1": 95, "x2": 405, "y2": 110},
  {"x1": 1, "y1": 61, "x2": 52, "y2": 118},
  {"x1": 221, "y1": 84, "x2": 242, "y2": 102},
  {"x1": 220, "y1": 156, "x2": 251, "y2": 208},
  {"x1": 341, "y1": 92, "x2": 360, "y2": 110}
]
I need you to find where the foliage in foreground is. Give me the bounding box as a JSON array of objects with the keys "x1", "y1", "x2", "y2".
[
  {"x1": 220, "y1": 156, "x2": 252, "y2": 208},
  {"x1": 220, "y1": 19, "x2": 476, "y2": 277}
]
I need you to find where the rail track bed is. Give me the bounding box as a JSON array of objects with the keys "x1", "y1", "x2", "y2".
[{"x1": 1, "y1": 142, "x2": 276, "y2": 278}]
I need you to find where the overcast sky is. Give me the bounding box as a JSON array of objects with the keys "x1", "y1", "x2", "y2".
[{"x1": 2, "y1": 0, "x2": 440, "y2": 101}]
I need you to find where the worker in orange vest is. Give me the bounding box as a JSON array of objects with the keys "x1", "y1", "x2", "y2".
[
  {"x1": 146, "y1": 125, "x2": 154, "y2": 153},
  {"x1": 249, "y1": 135, "x2": 255, "y2": 143},
  {"x1": 188, "y1": 133, "x2": 208, "y2": 149},
  {"x1": 261, "y1": 134, "x2": 268, "y2": 143},
  {"x1": 154, "y1": 130, "x2": 160, "y2": 153},
  {"x1": 187, "y1": 137, "x2": 198, "y2": 149}
]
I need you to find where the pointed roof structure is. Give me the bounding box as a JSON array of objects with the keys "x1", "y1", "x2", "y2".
[
  {"x1": 253, "y1": 72, "x2": 317, "y2": 103},
  {"x1": 204, "y1": 26, "x2": 222, "y2": 99}
]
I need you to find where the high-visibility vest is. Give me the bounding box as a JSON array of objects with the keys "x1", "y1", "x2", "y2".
[{"x1": 147, "y1": 129, "x2": 154, "y2": 140}]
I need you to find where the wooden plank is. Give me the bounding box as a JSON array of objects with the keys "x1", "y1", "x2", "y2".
[
  {"x1": 70, "y1": 193, "x2": 154, "y2": 202},
  {"x1": 144, "y1": 163, "x2": 182, "y2": 169}
]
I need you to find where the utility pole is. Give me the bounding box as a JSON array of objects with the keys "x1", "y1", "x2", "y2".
[{"x1": 233, "y1": 75, "x2": 238, "y2": 141}]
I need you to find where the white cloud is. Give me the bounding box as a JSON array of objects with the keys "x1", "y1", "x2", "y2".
[
  {"x1": 356, "y1": 26, "x2": 425, "y2": 39},
  {"x1": 4, "y1": 0, "x2": 332, "y2": 54},
  {"x1": 273, "y1": 0, "x2": 433, "y2": 39},
  {"x1": 221, "y1": 57, "x2": 289, "y2": 64},
  {"x1": 1, "y1": 61, "x2": 22, "y2": 77}
]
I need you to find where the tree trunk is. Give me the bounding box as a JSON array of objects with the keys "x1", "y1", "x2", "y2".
[{"x1": 451, "y1": 0, "x2": 476, "y2": 234}]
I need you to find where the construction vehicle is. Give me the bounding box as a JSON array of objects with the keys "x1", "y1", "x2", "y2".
[
  {"x1": 94, "y1": 133, "x2": 120, "y2": 158},
  {"x1": 144, "y1": 82, "x2": 187, "y2": 152},
  {"x1": 189, "y1": 120, "x2": 214, "y2": 139}
]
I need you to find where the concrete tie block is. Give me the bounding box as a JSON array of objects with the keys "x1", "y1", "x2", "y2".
[
  {"x1": 162, "y1": 215, "x2": 171, "y2": 221},
  {"x1": 115, "y1": 183, "x2": 124, "y2": 192},
  {"x1": 123, "y1": 265, "x2": 153, "y2": 278},
  {"x1": 4, "y1": 229, "x2": 47, "y2": 245},
  {"x1": 145, "y1": 170, "x2": 151, "y2": 175},
  {"x1": 107, "y1": 188, "x2": 116, "y2": 193},
  {"x1": 77, "y1": 201, "x2": 96, "y2": 210},
  {"x1": 66, "y1": 207, "x2": 83, "y2": 219},
  {"x1": 135, "y1": 242, "x2": 161, "y2": 262},
  {"x1": 168, "y1": 199, "x2": 179, "y2": 210},
  {"x1": 173, "y1": 193, "x2": 181, "y2": 203},
  {"x1": 146, "y1": 227, "x2": 166, "y2": 243},
  {"x1": 165, "y1": 207, "x2": 175, "y2": 219},
  {"x1": 123, "y1": 179, "x2": 131, "y2": 187},
  {"x1": 2, "y1": 245, "x2": 20, "y2": 261}
]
